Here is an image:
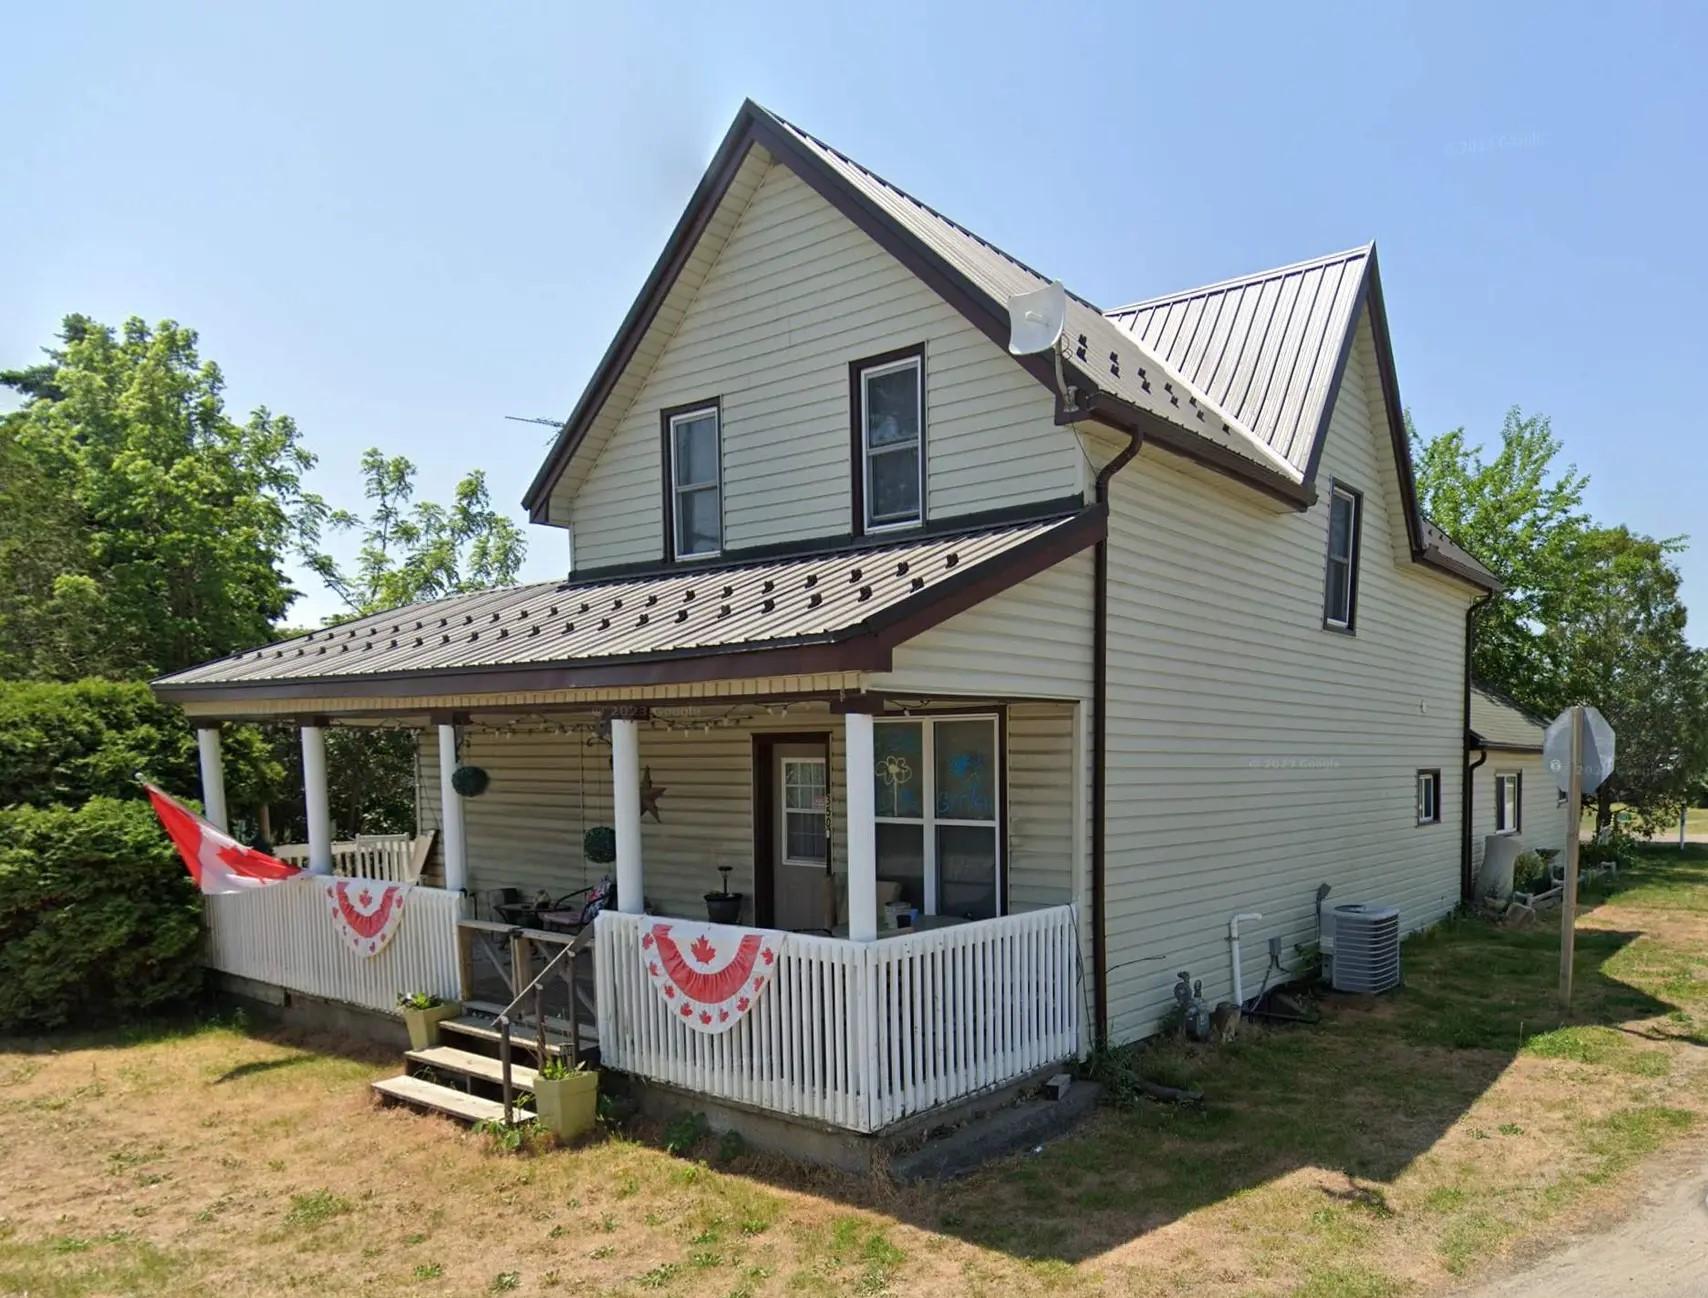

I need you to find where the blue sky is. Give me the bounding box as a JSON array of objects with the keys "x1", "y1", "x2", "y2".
[{"x1": 4, "y1": 2, "x2": 1703, "y2": 639}]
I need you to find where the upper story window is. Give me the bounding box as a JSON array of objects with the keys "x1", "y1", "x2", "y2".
[
  {"x1": 663, "y1": 400, "x2": 722, "y2": 560},
  {"x1": 853, "y1": 345, "x2": 925, "y2": 533},
  {"x1": 1323, "y1": 482, "x2": 1362, "y2": 632}
]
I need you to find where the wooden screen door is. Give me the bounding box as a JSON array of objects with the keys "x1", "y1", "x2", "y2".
[{"x1": 753, "y1": 733, "x2": 831, "y2": 930}]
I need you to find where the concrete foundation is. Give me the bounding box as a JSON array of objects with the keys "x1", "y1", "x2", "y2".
[
  {"x1": 626, "y1": 1061, "x2": 1092, "y2": 1178},
  {"x1": 210, "y1": 971, "x2": 408, "y2": 1050}
]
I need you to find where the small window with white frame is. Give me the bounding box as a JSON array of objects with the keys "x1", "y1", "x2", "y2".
[
  {"x1": 780, "y1": 756, "x2": 828, "y2": 866},
  {"x1": 1495, "y1": 770, "x2": 1521, "y2": 834},
  {"x1": 1323, "y1": 482, "x2": 1361, "y2": 631},
  {"x1": 664, "y1": 401, "x2": 721, "y2": 560},
  {"x1": 854, "y1": 346, "x2": 924, "y2": 532},
  {"x1": 1416, "y1": 769, "x2": 1441, "y2": 825}
]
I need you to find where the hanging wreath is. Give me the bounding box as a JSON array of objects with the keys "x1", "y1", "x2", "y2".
[
  {"x1": 451, "y1": 764, "x2": 490, "y2": 797},
  {"x1": 584, "y1": 825, "x2": 616, "y2": 864}
]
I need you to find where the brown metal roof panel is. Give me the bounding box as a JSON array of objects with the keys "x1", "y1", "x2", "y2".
[{"x1": 152, "y1": 514, "x2": 1094, "y2": 696}]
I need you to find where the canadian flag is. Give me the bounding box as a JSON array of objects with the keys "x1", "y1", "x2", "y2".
[{"x1": 144, "y1": 783, "x2": 302, "y2": 894}]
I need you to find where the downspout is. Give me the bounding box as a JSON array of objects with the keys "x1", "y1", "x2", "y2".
[
  {"x1": 1090, "y1": 421, "x2": 1143, "y2": 1047},
  {"x1": 1460, "y1": 593, "x2": 1494, "y2": 902}
]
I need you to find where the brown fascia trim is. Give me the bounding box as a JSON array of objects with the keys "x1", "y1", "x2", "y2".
[
  {"x1": 524, "y1": 100, "x2": 1107, "y2": 521},
  {"x1": 1294, "y1": 251, "x2": 1501, "y2": 596},
  {"x1": 152, "y1": 505, "x2": 1106, "y2": 707},
  {"x1": 523, "y1": 109, "x2": 761, "y2": 522},
  {"x1": 1077, "y1": 392, "x2": 1317, "y2": 510},
  {"x1": 1421, "y1": 544, "x2": 1503, "y2": 593}
]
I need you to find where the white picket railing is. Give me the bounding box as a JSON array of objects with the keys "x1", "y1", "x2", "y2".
[
  {"x1": 595, "y1": 906, "x2": 1079, "y2": 1133},
  {"x1": 203, "y1": 878, "x2": 467, "y2": 1014},
  {"x1": 274, "y1": 834, "x2": 422, "y2": 883}
]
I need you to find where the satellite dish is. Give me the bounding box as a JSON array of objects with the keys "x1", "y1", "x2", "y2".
[{"x1": 1007, "y1": 281, "x2": 1068, "y2": 356}]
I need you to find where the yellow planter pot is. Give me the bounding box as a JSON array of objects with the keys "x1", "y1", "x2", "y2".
[
  {"x1": 533, "y1": 1069, "x2": 599, "y2": 1140},
  {"x1": 400, "y1": 1000, "x2": 461, "y2": 1051}
]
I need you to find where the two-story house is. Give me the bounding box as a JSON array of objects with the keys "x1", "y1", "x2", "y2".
[{"x1": 154, "y1": 100, "x2": 1497, "y2": 1145}]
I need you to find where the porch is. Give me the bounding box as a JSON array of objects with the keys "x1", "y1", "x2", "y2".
[{"x1": 195, "y1": 694, "x2": 1087, "y2": 1136}]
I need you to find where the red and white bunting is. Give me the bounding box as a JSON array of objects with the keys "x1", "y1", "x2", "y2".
[
  {"x1": 641, "y1": 920, "x2": 781, "y2": 1034},
  {"x1": 322, "y1": 878, "x2": 410, "y2": 958}
]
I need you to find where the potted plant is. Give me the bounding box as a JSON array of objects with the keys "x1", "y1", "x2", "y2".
[
  {"x1": 533, "y1": 1055, "x2": 599, "y2": 1140},
  {"x1": 396, "y1": 991, "x2": 461, "y2": 1050},
  {"x1": 704, "y1": 864, "x2": 742, "y2": 925}
]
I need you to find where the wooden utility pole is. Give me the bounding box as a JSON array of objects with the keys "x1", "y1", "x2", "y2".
[{"x1": 1559, "y1": 705, "x2": 1584, "y2": 1007}]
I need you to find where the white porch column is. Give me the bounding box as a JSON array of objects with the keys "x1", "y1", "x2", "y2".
[
  {"x1": 611, "y1": 716, "x2": 644, "y2": 914},
  {"x1": 300, "y1": 723, "x2": 333, "y2": 875},
  {"x1": 195, "y1": 725, "x2": 229, "y2": 833},
  {"x1": 436, "y1": 722, "x2": 468, "y2": 893},
  {"x1": 844, "y1": 711, "x2": 878, "y2": 941}
]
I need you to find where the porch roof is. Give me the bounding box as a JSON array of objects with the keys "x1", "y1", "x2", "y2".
[{"x1": 152, "y1": 505, "x2": 1104, "y2": 704}]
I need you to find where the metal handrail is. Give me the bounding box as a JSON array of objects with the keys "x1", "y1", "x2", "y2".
[{"x1": 495, "y1": 925, "x2": 596, "y2": 1125}]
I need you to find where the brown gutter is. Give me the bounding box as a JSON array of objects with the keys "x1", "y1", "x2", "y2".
[
  {"x1": 1460, "y1": 591, "x2": 1495, "y2": 901},
  {"x1": 1089, "y1": 421, "x2": 1143, "y2": 1046}
]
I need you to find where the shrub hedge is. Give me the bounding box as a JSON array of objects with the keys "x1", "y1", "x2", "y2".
[
  {"x1": 0, "y1": 797, "x2": 203, "y2": 1031},
  {"x1": 0, "y1": 678, "x2": 280, "y2": 811}
]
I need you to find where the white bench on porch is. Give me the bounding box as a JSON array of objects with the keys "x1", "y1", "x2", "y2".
[{"x1": 273, "y1": 831, "x2": 434, "y2": 884}]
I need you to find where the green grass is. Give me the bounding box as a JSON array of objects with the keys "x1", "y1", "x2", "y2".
[
  {"x1": 3, "y1": 844, "x2": 1706, "y2": 1298},
  {"x1": 283, "y1": 1189, "x2": 353, "y2": 1229}
]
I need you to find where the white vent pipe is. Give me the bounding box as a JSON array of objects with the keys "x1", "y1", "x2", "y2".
[{"x1": 1228, "y1": 911, "x2": 1264, "y2": 1008}]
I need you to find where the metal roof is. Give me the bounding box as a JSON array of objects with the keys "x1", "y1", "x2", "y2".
[
  {"x1": 1422, "y1": 519, "x2": 1500, "y2": 589},
  {"x1": 766, "y1": 110, "x2": 1301, "y2": 485},
  {"x1": 152, "y1": 509, "x2": 1102, "y2": 700},
  {"x1": 1104, "y1": 247, "x2": 1371, "y2": 474},
  {"x1": 1470, "y1": 684, "x2": 1549, "y2": 751}
]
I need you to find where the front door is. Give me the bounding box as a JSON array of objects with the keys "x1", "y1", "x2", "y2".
[{"x1": 756, "y1": 737, "x2": 832, "y2": 931}]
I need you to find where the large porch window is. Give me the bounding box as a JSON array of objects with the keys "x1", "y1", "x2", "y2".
[{"x1": 873, "y1": 715, "x2": 1001, "y2": 919}]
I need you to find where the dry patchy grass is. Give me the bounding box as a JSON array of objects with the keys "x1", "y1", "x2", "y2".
[{"x1": 3, "y1": 846, "x2": 1707, "y2": 1297}]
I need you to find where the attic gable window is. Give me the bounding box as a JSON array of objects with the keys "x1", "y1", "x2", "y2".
[
  {"x1": 852, "y1": 345, "x2": 925, "y2": 534},
  {"x1": 1323, "y1": 482, "x2": 1362, "y2": 632},
  {"x1": 663, "y1": 400, "x2": 722, "y2": 560}
]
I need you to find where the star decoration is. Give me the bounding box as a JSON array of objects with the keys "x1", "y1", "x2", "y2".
[{"x1": 640, "y1": 766, "x2": 667, "y2": 822}]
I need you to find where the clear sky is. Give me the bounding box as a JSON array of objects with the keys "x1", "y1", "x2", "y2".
[{"x1": 4, "y1": 2, "x2": 1703, "y2": 639}]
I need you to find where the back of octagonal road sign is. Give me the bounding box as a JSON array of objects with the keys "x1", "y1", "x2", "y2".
[{"x1": 1544, "y1": 706, "x2": 1615, "y2": 794}]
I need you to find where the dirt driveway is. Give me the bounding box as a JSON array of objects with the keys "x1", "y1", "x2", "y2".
[{"x1": 1461, "y1": 1151, "x2": 1708, "y2": 1298}]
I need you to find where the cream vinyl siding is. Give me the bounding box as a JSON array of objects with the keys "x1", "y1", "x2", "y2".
[
  {"x1": 556, "y1": 161, "x2": 1080, "y2": 568},
  {"x1": 868, "y1": 550, "x2": 1094, "y2": 700},
  {"x1": 1470, "y1": 751, "x2": 1565, "y2": 875},
  {"x1": 418, "y1": 704, "x2": 1077, "y2": 924},
  {"x1": 1099, "y1": 320, "x2": 1478, "y2": 1044}
]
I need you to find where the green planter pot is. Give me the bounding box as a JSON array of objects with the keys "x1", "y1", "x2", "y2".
[
  {"x1": 400, "y1": 1000, "x2": 461, "y2": 1051},
  {"x1": 534, "y1": 1069, "x2": 599, "y2": 1141}
]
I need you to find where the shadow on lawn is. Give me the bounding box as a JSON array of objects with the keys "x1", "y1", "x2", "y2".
[{"x1": 684, "y1": 892, "x2": 1693, "y2": 1266}]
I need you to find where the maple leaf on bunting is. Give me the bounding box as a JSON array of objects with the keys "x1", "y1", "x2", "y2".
[{"x1": 689, "y1": 934, "x2": 717, "y2": 965}]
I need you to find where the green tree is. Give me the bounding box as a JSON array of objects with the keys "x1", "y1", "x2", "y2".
[
  {"x1": 1414, "y1": 409, "x2": 1708, "y2": 828},
  {"x1": 1411, "y1": 407, "x2": 1591, "y2": 717},
  {"x1": 303, "y1": 448, "x2": 525, "y2": 616},
  {"x1": 0, "y1": 315, "x2": 323, "y2": 679},
  {"x1": 277, "y1": 449, "x2": 526, "y2": 840},
  {"x1": 1553, "y1": 527, "x2": 1708, "y2": 831}
]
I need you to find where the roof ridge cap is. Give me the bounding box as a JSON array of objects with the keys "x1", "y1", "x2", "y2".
[{"x1": 1104, "y1": 243, "x2": 1374, "y2": 319}]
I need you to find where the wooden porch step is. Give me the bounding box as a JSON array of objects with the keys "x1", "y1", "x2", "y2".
[
  {"x1": 372, "y1": 1074, "x2": 531, "y2": 1124},
  {"x1": 440, "y1": 1014, "x2": 589, "y2": 1056},
  {"x1": 406, "y1": 1045, "x2": 538, "y2": 1090}
]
